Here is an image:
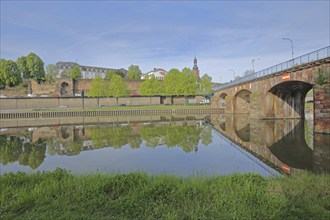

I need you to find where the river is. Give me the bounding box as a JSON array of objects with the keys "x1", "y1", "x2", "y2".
[{"x1": 0, "y1": 114, "x2": 329, "y2": 176}]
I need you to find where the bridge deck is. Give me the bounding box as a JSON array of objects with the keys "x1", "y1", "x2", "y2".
[{"x1": 214, "y1": 46, "x2": 330, "y2": 91}]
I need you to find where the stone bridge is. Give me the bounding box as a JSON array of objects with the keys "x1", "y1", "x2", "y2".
[{"x1": 212, "y1": 46, "x2": 330, "y2": 133}]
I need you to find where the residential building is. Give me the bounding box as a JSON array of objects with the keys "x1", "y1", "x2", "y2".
[
  {"x1": 141, "y1": 68, "x2": 168, "y2": 80},
  {"x1": 55, "y1": 62, "x2": 127, "y2": 79}
]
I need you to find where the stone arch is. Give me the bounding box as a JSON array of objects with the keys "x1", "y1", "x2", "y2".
[
  {"x1": 233, "y1": 89, "x2": 252, "y2": 113},
  {"x1": 266, "y1": 80, "x2": 313, "y2": 118},
  {"x1": 60, "y1": 82, "x2": 69, "y2": 96},
  {"x1": 218, "y1": 93, "x2": 227, "y2": 109}
]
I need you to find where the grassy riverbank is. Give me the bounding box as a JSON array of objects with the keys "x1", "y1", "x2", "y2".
[{"x1": 1, "y1": 169, "x2": 329, "y2": 219}]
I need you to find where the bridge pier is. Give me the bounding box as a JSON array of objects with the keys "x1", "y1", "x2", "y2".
[{"x1": 314, "y1": 84, "x2": 330, "y2": 134}]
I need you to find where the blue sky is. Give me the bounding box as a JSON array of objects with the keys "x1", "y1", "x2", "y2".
[{"x1": 1, "y1": 0, "x2": 329, "y2": 83}]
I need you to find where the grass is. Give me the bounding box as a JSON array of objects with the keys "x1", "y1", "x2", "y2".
[{"x1": 1, "y1": 169, "x2": 329, "y2": 219}]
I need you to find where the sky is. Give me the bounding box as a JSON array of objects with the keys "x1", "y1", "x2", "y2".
[{"x1": 1, "y1": 0, "x2": 329, "y2": 83}]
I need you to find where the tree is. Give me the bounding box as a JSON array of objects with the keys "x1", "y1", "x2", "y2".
[
  {"x1": 105, "y1": 69, "x2": 120, "y2": 81},
  {"x1": 181, "y1": 67, "x2": 192, "y2": 75},
  {"x1": 181, "y1": 73, "x2": 197, "y2": 97},
  {"x1": 88, "y1": 76, "x2": 107, "y2": 97},
  {"x1": 16, "y1": 56, "x2": 30, "y2": 79},
  {"x1": 139, "y1": 75, "x2": 162, "y2": 104},
  {"x1": 199, "y1": 74, "x2": 213, "y2": 95},
  {"x1": 108, "y1": 74, "x2": 129, "y2": 105},
  {"x1": 60, "y1": 70, "x2": 70, "y2": 78},
  {"x1": 127, "y1": 65, "x2": 142, "y2": 81},
  {"x1": 26, "y1": 52, "x2": 45, "y2": 83},
  {"x1": 45, "y1": 64, "x2": 58, "y2": 83},
  {"x1": 163, "y1": 68, "x2": 180, "y2": 103},
  {"x1": 70, "y1": 65, "x2": 82, "y2": 79},
  {"x1": 0, "y1": 59, "x2": 22, "y2": 88}
]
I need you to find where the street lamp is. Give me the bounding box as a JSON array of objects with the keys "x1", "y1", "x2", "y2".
[
  {"x1": 251, "y1": 58, "x2": 260, "y2": 72},
  {"x1": 228, "y1": 69, "x2": 236, "y2": 80},
  {"x1": 282, "y1": 37, "x2": 294, "y2": 59}
]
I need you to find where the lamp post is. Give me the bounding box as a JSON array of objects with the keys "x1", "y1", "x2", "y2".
[
  {"x1": 228, "y1": 69, "x2": 235, "y2": 80},
  {"x1": 282, "y1": 37, "x2": 294, "y2": 59}
]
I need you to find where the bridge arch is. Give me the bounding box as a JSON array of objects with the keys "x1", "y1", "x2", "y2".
[
  {"x1": 265, "y1": 80, "x2": 313, "y2": 118},
  {"x1": 233, "y1": 89, "x2": 251, "y2": 114},
  {"x1": 218, "y1": 93, "x2": 227, "y2": 109}
]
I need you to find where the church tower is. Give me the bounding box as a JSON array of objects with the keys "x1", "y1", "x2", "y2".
[{"x1": 192, "y1": 56, "x2": 200, "y2": 79}]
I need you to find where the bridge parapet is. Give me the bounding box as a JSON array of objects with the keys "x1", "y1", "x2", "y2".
[{"x1": 214, "y1": 46, "x2": 330, "y2": 92}]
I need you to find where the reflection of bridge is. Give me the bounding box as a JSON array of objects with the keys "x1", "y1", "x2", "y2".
[
  {"x1": 210, "y1": 114, "x2": 330, "y2": 174},
  {"x1": 212, "y1": 46, "x2": 330, "y2": 134}
]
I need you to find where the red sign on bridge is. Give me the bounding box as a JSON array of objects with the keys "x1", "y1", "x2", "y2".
[{"x1": 282, "y1": 73, "x2": 290, "y2": 81}]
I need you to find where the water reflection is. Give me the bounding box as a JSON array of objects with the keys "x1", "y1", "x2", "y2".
[
  {"x1": 1, "y1": 114, "x2": 329, "y2": 175},
  {"x1": 0, "y1": 117, "x2": 212, "y2": 171},
  {"x1": 210, "y1": 114, "x2": 330, "y2": 174}
]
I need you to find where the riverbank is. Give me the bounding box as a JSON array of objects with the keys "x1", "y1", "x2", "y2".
[
  {"x1": 1, "y1": 169, "x2": 329, "y2": 219},
  {"x1": 0, "y1": 106, "x2": 220, "y2": 123}
]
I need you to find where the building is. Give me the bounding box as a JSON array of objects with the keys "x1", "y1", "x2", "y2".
[
  {"x1": 192, "y1": 56, "x2": 200, "y2": 79},
  {"x1": 141, "y1": 68, "x2": 168, "y2": 80},
  {"x1": 55, "y1": 62, "x2": 127, "y2": 79}
]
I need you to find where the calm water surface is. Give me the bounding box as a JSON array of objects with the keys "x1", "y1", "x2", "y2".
[{"x1": 1, "y1": 114, "x2": 329, "y2": 176}]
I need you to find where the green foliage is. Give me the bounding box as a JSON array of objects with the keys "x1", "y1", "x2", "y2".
[
  {"x1": 88, "y1": 76, "x2": 107, "y2": 97},
  {"x1": 181, "y1": 72, "x2": 197, "y2": 96},
  {"x1": 0, "y1": 59, "x2": 22, "y2": 88},
  {"x1": 199, "y1": 74, "x2": 213, "y2": 95},
  {"x1": 105, "y1": 69, "x2": 123, "y2": 81},
  {"x1": 163, "y1": 68, "x2": 197, "y2": 97},
  {"x1": 139, "y1": 75, "x2": 162, "y2": 96},
  {"x1": 60, "y1": 70, "x2": 70, "y2": 78},
  {"x1": 70, "y1": 65, "x2": 82, "y2": 79},
  {"x1": 26, "y1": 52, "x2": 46, "y2": 83},
  {"x1": 1, "y1": 170, "x2": 329, "y2": 219},
  {"x1": 45, "y1": 64, "x2": 58, "y2": 83},
  {"x1": 163, "y1": 68, "x2": 180, "y2": 96},
  {"x1": 0, "y1": 135, "x2": 46, "y2": 169},
  {"x1": 16, "y1": 56, "x2": 30, "y2": 79},
  {"x1": 127, "y1": 65, "x2": 142, "y2": 81},
  {"x1": 108, "y1": 74, "x2": 129, "y2": 97},
  {"x1": 315, "y1": 67, "x2": 330, "y2": 85}
]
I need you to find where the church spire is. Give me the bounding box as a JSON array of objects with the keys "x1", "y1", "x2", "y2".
[{"x1": 192, "y1": 56, "x2": 199, "y2": 79}]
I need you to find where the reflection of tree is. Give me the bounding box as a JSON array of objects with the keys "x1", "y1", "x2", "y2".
[
  {"x1": 140, "y1": 125, "x2": 211, "y2": 153},
  {"x1": 88, "y1": 126, "x2": 137, "y2": 149},
  {"x1": 0, "y1": 135, "x2": 46, "y2": 169},
  {"x1": 140, "y1": 126, "x2": 165, "y2": 147},
  {"x1": 0, "y1": 122, "x2": 214, "y2": 165},
  {"x1": 87, "y1": 124, "x2": 212, "y2": 153},
  {"x1": 128, "y1": 136, "x2": 142, "y2": 149},
  {"x1": 201, "y1": 126, "x2": 213, "y2": 146},
  {"x1": 18, "y1": 139, "x2": 46, "y2": 169},
  {"x1": 0, "y1": 136, "x2": 23, "y2": 165}
]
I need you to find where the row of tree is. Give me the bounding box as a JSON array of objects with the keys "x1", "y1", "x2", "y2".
[
  {"x1": 88, "y1": 67, "x2": 213, "y2": 98},
  {"x1": 0, "y1": 53, "x2": 45, "y2": 88},
  {"x1": 1, "y1": 52, "x2": 213, "y2": 97}
]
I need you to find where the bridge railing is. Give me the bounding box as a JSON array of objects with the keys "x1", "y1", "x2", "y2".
[{"x1": 214, "y1": 46, "x2": 330, "y2": 91}]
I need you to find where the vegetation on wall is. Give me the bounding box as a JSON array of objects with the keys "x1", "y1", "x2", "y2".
[{"x1": 315, "y1": 67, "x2": 330, "y2": 86}]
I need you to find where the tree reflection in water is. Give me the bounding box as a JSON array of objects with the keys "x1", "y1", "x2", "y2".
[
  {"x1": 0, "y1": 122, "x2": 213, "y2": 169},
  {"x1": 0, "y1": 135, "x2": 46, "y2": 169}
]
